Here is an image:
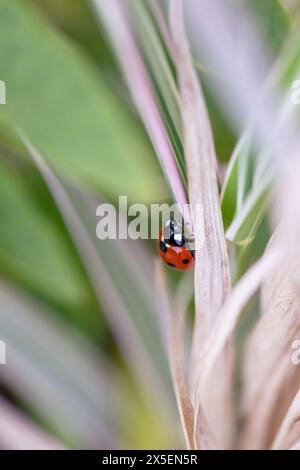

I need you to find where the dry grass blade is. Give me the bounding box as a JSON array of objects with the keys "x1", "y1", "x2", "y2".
[
  {"x1": 196, "y1": 246, "x2": 282, "y2": 393},
  {"x1": 155, "y1": 262, "x2": 194, "y2": 448},
  {"x1": 193, "y1": 405, "x2": 217, "y2": 450},
  {"x1": 192, "y1": 244, "x2": 281, "y2": 448},
  {"x1": 240, "y1": 230, "x2": 300, "y2": 449},
  {"x1": 155, "y1": 262, "x2": 216, "y2": 449},
  {"x1": 169, "y1": 0, "x2": 230, "y2": 326},
  {"x1": 272, "y1": 388, "x2": 300, "y2": 450},
  {"x1": 169, "y1": 0, "x2": 232, "y2": 447},
  {"x1": 0, "y1": 396, "x2": 65, "y2": 450},
  {"x1": 289, "y1": 441, "x2": 300, "y2": 450}
]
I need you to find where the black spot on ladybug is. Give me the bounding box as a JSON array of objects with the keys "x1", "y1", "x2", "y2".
[
  {"x1": 159, "y1": 240, "x2": 167, "y2": 253},
  {"x1": 167, "y1": 262, "x2": 176, "y2": 268},
  {"x1": 182, "y1": 258, "x2": 190, "y2": 264}
]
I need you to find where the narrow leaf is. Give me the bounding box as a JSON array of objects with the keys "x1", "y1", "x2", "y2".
[
  {"x1": 22, "y1": 136, "x2": 176, "y2": 425},
  {"x1": 155, "y1": 262, "x2": 195, "y2": 449},
  {"x1": 272, "y1": 388, "x2": 300, "y2": 450},
  {"x1": 240, "y1": 231, "x2": 300, "y2": 449},
  {"x1": 0, "y1": 282, "x2": 122, "y2": 448},
  {"x1": 0, "y1": 396, "x2": 65, "y2": 450},
  {"x1": 91, "y1": 0, "x2": 188, "y2": 211},
  {"x1": 170, "y1": 0, "x2": 232, "y2": 448}
]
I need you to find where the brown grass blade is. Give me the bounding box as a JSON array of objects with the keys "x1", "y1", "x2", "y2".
[
  {"x1": 240, "y1": 230, "x2": 300, "y2": 449},
  {"x1": 272, "y1": 388, "x2": 300, "y2": 450},
  {"x1": 169, "y1": 0, "x2": 232, "y2": 447},
  {"x1": 193, "y1": 404, "x2": 217, "y2": 450}
]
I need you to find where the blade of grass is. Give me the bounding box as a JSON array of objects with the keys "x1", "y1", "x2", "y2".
[
  {"x1": 240, "y1": 230, "x2": 300, "y2": 449},
  {"x1": 154, "y1": 262, "x2": 194, "y2": 449},
  {"x1": 225, "y1": 175, "x2": 272, "y2": 244},
  {"x1": 147, "y1": 0, "x2": 177, "y2": 61},
  {"x1": 0, "y1": 395, "x2": 65, "y2": 450},
  {"x1": 170, "y1": 0, "x2": 232, "y2": 447},
  {"x1": 170, "y1": 0, "x2": 231, "y2": 327},
  {"x1": 221, "y1": 134, "x2": 251, "y2": 229},
  {"x1": 194, "y1": 246, "x2": 282, "y2": 401},
  {"x1": 21, "y1": 135, "x2": 176, "y2": 426},
  {"x1": 130, "y1": 0, "x2": 181, "y2": 135},
  {"x1": 219, "y1": 11, "x2": 300, "y2": 245},
  {"x1": 128, "y1": 0, "x2": 186, "y2": 184},
  {"x1": 193, "y1": 404, "x2": 217, "y2": 450},
  {"x1": 183, "y1": 0, "x2": 294, "y2": 247},
  {"x1": 155, "y1": 262, "x2": 216, "y2": 449},
  {"x1": 91, "y1": 0, "x2": 189, "y2": 217},
  {"x1": 272, "y1": 388, "x2": 300, "y2": 450},
  {"x1": 0, "y1": 281, "x2": 122, "y2": 448}
]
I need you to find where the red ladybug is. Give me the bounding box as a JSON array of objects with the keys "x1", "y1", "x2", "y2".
[{"x1": 158, "y1": 218, "x2": 194, "y2": 270}]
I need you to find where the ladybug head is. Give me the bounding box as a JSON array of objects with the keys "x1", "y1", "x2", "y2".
[{"x1": 163, "y1": 217, "x2": 185, "y2": 247}]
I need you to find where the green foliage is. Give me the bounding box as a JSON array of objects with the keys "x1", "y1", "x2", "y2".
[
  {"x1": 247, "y1": 0, "x2": 290, "y2": 53},
  {"x1": 221, "y1": 0, "x2": 291, "y2": 245},
  {"x1": 0, "y1": 0, "x2": 167, "y2": 204},
  {"x1": 0, "y1": 158, "x2": 85, "y2": 305},
  {"x1": 0, "y1": 153, "x2": 105, "y2": 338}
]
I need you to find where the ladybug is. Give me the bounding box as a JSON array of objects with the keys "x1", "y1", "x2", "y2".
[{"x1": 158, "y1": 218, "x2": 194, "y2": 270}]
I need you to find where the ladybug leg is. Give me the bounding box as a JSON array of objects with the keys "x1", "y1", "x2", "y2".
[{"x1": 159, "y1": 240, "x2": 168, "y2": 253}]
